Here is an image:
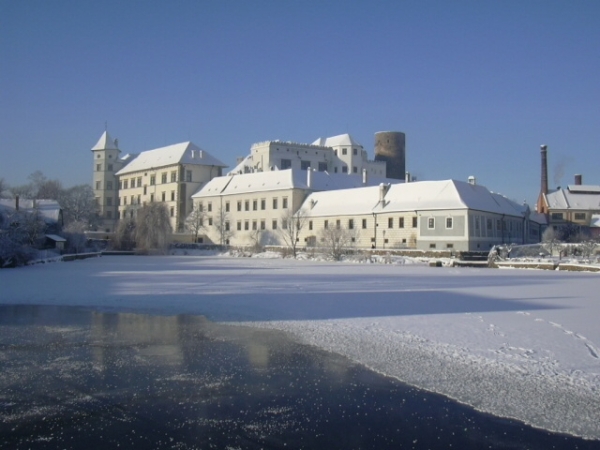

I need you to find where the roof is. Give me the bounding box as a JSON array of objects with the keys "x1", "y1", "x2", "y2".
[
  {"x1": 0, "y1": 199, "x2": 62, "y2": 223},
  {"x1": 302, "y1": 180, "x2": 531, "y2": 218},
  {"x1": 544, "y1": 185, "x2": 600, "y2": 210},
  {"x1": 192, "y1": 169, "x2": 400, "y2": 198},
  {"x1": 311, "y1": 133, "x2": 362, "y2": 148},
  {"x1": 590, "y1": 214, "x2": 600, "y2": 228},
  {"x1": 91, "y1": 131, "x2": 119, "y2": 151},
  {"x1": 45, "y1": 234, "x2": 66, "y2": 242},
  {"x1": 116, "y1": 142, "x2": 227, "y2": 176}
]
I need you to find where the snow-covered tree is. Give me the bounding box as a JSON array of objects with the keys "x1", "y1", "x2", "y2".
[
  {"x1": 112, "y1": 218, "x2": 136, "y2": 250},
  {"x1": 214, "y1": 207, "x2": 233, "y2": 246},
  {"x1": 135, "y1": 203, "x2": 172, "y2": 253},
  {"x1": 279, "y1": 208, "x2": 308, "y2": 258},
  {"x1": 62, "y1": 220, "x2": 88, "y2": 253},
  {"x1": 541, "y1": 227, "x2": 560, "y2": 256},
  {"x1": 59, "y1": 184, "x2": 97, "y2": 226}
]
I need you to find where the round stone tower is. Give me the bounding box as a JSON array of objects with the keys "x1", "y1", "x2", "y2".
[{"x1": 374, "y1": 131, "x2": 405, "y2": 180}]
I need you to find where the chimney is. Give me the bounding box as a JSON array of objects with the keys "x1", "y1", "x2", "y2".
[
  {"x1": 191, "y1": 150, "x2": 196, "y2": 159},
  {"x1": 574, "y1": 174, "x2": 582, "y2": 185},
  {"x1": 379, "y1": 183, "x2": 390, "y2": 206},
  {"x1": 307, "y1": 167, "x2": 312, "y2": 188},
  {"x1": 15, "y1": 195, "x2": 19, "y2": 211},
  {"x1": 540, "y1": 145, "x2": 548, "y2": 195},
  {"x1": 405, "y1": 172, "x2": 411, "y2": 183},
  {"x1": 468, "y1": 176, "x2": 476, "y2": 185},
  {"x1": 362, "y1": 168, "x2": 368, "y2": 185}
]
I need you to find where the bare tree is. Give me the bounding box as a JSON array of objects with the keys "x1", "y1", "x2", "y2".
[
  {"x1": 136, "y1": 203, "x2": 172, "y2": 253},
  {"x1": 59, "y1": 184, "x2": 97, "y2": 226},
  {"x1": 62, "y1": 220, "x2": 88, "y2": 253},
  {"x1": 580, "y1": 239, "x2": 599, "y2": 259},
  {"x1": 279, "y1": 208, "x2": 308, "y2": 258},
  {"x1": 248, "y1": 228, "x2": 263, "y2": 253},
  {"x1": 542, "y1": 227, "x2": 560, "y2": 256},
  {"x1": 185, "y1": 204, "x2": 206, "y2": 243},
  {"x1": 0, "y1": 209, "x2": 35, "y2": 267},
  {"x1": 214, "y1": 207, "x2": 233, "y2": 245},
  {"x1": 319, "y1": 223, "x2": 358, "y2": 261}
]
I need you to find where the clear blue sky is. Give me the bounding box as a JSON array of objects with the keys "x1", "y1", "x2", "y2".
[{"x1": 1, "y1": 0, "x2": 599, "y2": 205}]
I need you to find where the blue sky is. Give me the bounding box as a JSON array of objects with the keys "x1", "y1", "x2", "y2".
[{"x1": 1, "y1": 0, "x2": 598, "y2": 205}]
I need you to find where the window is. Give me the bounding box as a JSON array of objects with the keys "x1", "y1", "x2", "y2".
[
  {"x1": 161, "y1": 192, "x2": 166, "y2": 202},
  {"x1": 399, "y1": 217, "x2": 404, "y2": 228},
  {"x1": 117, "y1": 211, "x2": 120, "y2": 219},
  {"x1": 342, "y1": 166, "x2": 348, "y2": 173},
  {"x1": 137, "y1": 177, "x2": 142, "y2": 187},
  {"x1": 143, "y1": 186, "x2": 147, "y2": 195},
  {"x1": 106, "y1": 211, "x2": 112, "y2": 219},
  {"x1": 96, "y1": 181, "x2": 101, "y2": 190},
  {"x1": 253, "y1": 200, "x2": 257, "y2": 211},
  {"x1": 282, "y1": 197, "x2": 288, "y2": 209},
  {"x1": 123, "y1": 197, "x2": 127, "y2": 205},
  {"x1": 273, "y1": 198, "x2": 278, "y2": 209},
  {"x1": 208, "y1": 218, "x2": 213, "y2": 226},
  {"x1": 342, "y1": 148, "x2": 347, "y2": 155},
  {"x1": 301, "y1": 160, "x2": 311, "y2": 170},
  {"x1": 137, "y1": 194, "x2": 141, "y2": 204},
  {"x1": 353, "y1": 148, "x2": 357, "y2": 155},
  {"x1": 281, "y1": 159, "x2": 292, "y2": 169},
  {"x1": 309, "y1": 221, "x2": 313, "y2": 230},
  {"x1": 97, "y1": 154, "x2": 100, "y2": 159},
  {"x1": 362, "y1": 218, "x2": 367, "y2": 229},
  {"x1": 272, "y1": 220, "x2": 277, "y2": 230},
  {"x1": 551, "y1": 212, "x2": 563, "y2": 220},
  {"x1": 225, "y1": 221, "x2": 230, "y2": 231},
  {"x1": 119, "y1": 180, "x2": 123, "y2": 190},
  {"x1": 161, "y1": 173, "x2": 167, "y2": 184},
  {"x1": 171, "y1": 191, "x2": 175, "y2": 201},
  {"x1": 574, "y1": 213, "x2": 586, "y2": 220},
  {"x1": 107, "y1": 164, "x2": 113, "y2": 171},
  {"x1": 446, "y1": 217, "x2": 453, "y2": 229},
  {"x1": 334, "y1": 150, "x2": 338, "y2": 156},
  {"x1": 428, "y1": 218, "x2": 435, "y2": 229},
  {"x1": 237, "y1": 201, "x2": 242, "y2": 211},
  {"x1": 318, "y1": 162, "x2": 327, "y2": 172},
  {"x1": 282, "y1": 219, "x2": 288, "y2": 229},
  {"x1": 131, "y1": 178, "x2": 135, "y2": 187},
  {"x1": 447, "y1": 243, "x2": 454, "y2": 249},
  {"x1": 245, "y1": 200, "x2": 249, "y2": 211},
  {"x1": 225, "y1": 202, "x2": 230, "y2": 212},
  {"x1": 324, "y1": 220, "x2": 328, "y2": 229},
  {"x1": 348, "y1": 219, "x2": 354, "y2": 229},
  {"x1": 252, "y1": 221, "x2": 257, "y2": 231},
  {"x1": 186, "y1": 170, "x2": 192, "y2": 182},
  {"x1": 336, "y1": 220, "x2": 341, "y2": 229},
  {"x1": 170, "y1": 207, "x2": 174, "y2": 217},
  {"x1": 208, "y1": 202, "x2": 212, "y2": 212},
  {"x1": 334, "y1": 167, "x2": 338, "y2": 173},
  {"x1": 171, "y1": 171, "x2": 177, "y2": 182},
  {"x1": 260, "y1": 220, "x2": 265, "y2": 230},
  {"x1": 412, "y1": 217, "x2": 418, "y2": 228},
  {"x1": 123, "y1": 180, "x2": 128, "y2": 189},
  {"x1": 106, "y1": 181, "x2": 113, "y2": 190},
  {"x1": 486, "y1": 218, "x2": 492, "y2": 231},
  {"x1": 237, "y1": 221, "x2": 242, "y2": 231},
  {"x1": 244, "y1": 221, "x2": 249, "y2": 230},
  {"x1": 96, "y1": 164, "x2": 101, "y2": 172},
  {"x1": 261, "y1": 199, "x2": 266, "y2": 210},
  {"x1": 353, "y1": 166, "x2": 358, "y2": 173},
  {"x1": 130, "y1": 195, "x2": 134, "y2": 204},
  {"x1": 388, "y1": 217, "x2": 393, "y2": 228},
  {"x1": 106, "y1": 197, "x2": 112, "y2": 206},
  {"x1": 429, "y1": 243, "x2": 436, "y2": 249},
  {"x1": 150, "y1": 175, "x2": 156, "y2": 185}
]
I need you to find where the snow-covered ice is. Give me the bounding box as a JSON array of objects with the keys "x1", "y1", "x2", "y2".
[{"x1": 1, "y1": 255, "x2": 599, "y2": 439}]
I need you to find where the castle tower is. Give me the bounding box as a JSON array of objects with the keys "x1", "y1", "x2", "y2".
[
  {"x1": 91, "y1": 131, "x2": 122, "y2": 232},
  {"x1": 374, "y1": 131, "x2": 406, "y2": 180}
]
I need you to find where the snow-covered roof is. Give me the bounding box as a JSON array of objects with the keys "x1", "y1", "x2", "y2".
[
  {"x1": 91, "y1": 131, "x2": 119, "y2": 151},
  {"x1": 544, "y1": 186, "x2": 600, "y2": 211},
  {"x1": 302, "y1": 180, "x2": 531, "y2": 218},
  {"x1": 0, "y1": 199, "x2": 62, "y2": 223},
  {"x1": 45, "y1": 234, "x2": 66, "y2": 242},
  {"x1": 227, "y1": 154, "x2": 253, "y2": 175},
  {"x1": 311, "y1": 133, "x2": 362, "y2": 148},
  {"x1": 590, "y1": 214, "x2": 600, "y2": 228},
  {"x1": 192, "y1": 169, "x2": 399, "y2": 198},
  {"x1": 116, "y1": 142, "x2": 227, "y2": 176}
]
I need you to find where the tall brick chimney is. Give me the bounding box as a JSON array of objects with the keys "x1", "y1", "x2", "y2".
[{"x1": 536, "y1": 145, "x2": 549, "y2": 214}]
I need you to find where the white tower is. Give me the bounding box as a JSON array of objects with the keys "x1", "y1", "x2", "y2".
[{"x1": 91, "y1": 131, "x2": 122, "y2": 232}]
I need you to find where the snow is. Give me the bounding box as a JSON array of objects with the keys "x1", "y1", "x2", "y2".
[{"x1": 1, "y1": 255, "x2": 599, "y2": 439}]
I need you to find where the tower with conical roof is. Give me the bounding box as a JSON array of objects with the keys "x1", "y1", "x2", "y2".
[{"x1": 91, "y1": 130, "x2": 123, "y2": 231}]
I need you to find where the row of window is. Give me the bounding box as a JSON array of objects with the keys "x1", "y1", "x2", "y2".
[
  {"x1": 116, "y1": 206, "x2": 176, "y2": 220},
  {"x1": 470, "y1": 215, "x2": 521, "y2": 238},
  {"x1": 118, "y1": 191, "x2": 176, "y2": 206},
  {"x1": 198, "y1": 197, "x2": 290, "y2": 213},
  {"x1": 116, "y1": 170, "x2": 194, "y2": 190},
  {"x1": 96, "y1": 163, "x2": 114, "y2": 172},
  {"x1": 551, "y1": 212, "x2": 587, "y2": 221}
]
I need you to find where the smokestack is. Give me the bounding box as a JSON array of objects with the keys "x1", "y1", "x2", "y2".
[
  {"x1": 540, "y1": 145, "x2": 548, "y2": 195},
  {"x1": 574, "y1": 174, "x2": 582, "y2": 185}
]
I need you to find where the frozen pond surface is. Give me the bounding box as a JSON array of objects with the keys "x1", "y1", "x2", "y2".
[
  {"x1": 1, "y1": 255, "x2": 600, "y2": 442},
  {"x1": 1, "y1": 305, "x2": 598, "y2": 450}
]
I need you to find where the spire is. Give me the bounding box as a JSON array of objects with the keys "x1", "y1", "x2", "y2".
[{"x1": 91, "y1": 131, "x2": 119, "y2": 151}]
